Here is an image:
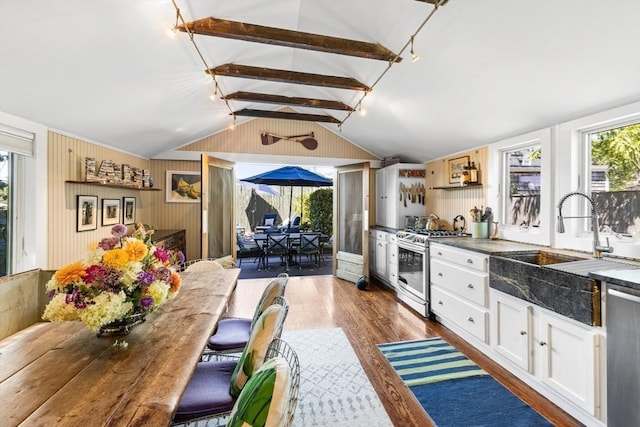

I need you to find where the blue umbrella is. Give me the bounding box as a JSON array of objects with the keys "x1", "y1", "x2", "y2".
[
  {"x1": 238, "y1": 180, "x2": 280, "y2": 196},
  {"x1": 243, "y1": 166, "x2": 333, "y2": 228}
]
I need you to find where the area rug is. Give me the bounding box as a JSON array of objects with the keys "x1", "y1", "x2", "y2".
[
  {"x1": 283, "y1": 328, "x2": 393, "y2": 427},
  {"x1": 377, "y1": 337, "x2": 554, "y2": 427}
]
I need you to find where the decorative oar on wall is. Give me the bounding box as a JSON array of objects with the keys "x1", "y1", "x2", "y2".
[{"x1": 260, "y1": 132, "x2": 318, "y2": 150}]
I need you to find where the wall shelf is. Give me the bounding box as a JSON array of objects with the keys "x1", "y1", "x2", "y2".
[
  {"x1": 65, "y1": 180, "x2": 161, "y2": 191},
  {"x1": 431, "y1": 183, "x2": 482, "y2": 190}
]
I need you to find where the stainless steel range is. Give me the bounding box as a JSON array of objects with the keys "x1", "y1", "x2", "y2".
[{"x1": 396, "y1": 229, "x2": 470, "y2": 317}]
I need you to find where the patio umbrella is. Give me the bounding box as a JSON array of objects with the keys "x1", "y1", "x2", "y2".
[
  {"x1": 242, "y1": 166, "x2": 333, "y2": 228},
  {"x1": 238, "y1": 180, "x2": 280, "y2": 196}
]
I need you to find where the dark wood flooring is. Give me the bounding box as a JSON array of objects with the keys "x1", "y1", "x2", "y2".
[{"x1": 228, "y1": 275, "x2": 583, "y2": 427}]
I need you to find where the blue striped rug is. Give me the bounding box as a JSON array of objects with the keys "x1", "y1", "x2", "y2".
[{"x1": 378, "y1": 337, "x2": 554, "y2": 427}]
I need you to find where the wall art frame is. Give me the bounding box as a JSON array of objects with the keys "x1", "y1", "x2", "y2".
[
  {"x1": 166, "y1": 170, "x2": 201, "y2": 203},
  {"x1": 101, "y1": 198, "x2": 121, "y2": 226},
  {"x1": 77, "y1": 195, "x2": 98, "y2": 232},
  {"x1": 448, "y1": 155, "x2": 470, "y2": 184},
  {"x1": 122, "y1": 196, "x2": 136, "y2": 225}
]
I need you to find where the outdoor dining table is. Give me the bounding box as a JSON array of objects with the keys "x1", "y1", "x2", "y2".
[
  {"x1": 251, "y1": 232, "x2": 328, "y2": 270},
  {"x1": 0, "y1": 268, "x2": 240, "y2": 427}
]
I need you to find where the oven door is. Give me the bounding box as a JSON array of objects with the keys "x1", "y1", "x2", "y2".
[{"x1": 396, "y1": 242, "x2": 428, "y2": 312}]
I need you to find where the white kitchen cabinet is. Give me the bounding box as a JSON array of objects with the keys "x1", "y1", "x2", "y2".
[
  {"x1": 430, "y1": 242, "x2": 490, "y2": 344},
  {"x1": 374, "y1": 230, "x2": 388, "y2": 278},
  {"x1": 489, "y1": 289, "x2": 602, "y2": 419},
  {"x1": 375, "y1": 163, "x2": 425, "y2": 229},
  {"x1": 387, "y1": 233, "x2": 398, "y2": 288},
  {"x1": 491, "y1": 290, "x2": 533, "y2": 372},
  {"x1": 537, "y1": 310, "x2": 598, "y2": 415}
]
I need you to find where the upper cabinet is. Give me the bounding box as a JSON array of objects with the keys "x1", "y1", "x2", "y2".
[{"x1": 375, "y1": 163, "x2": 426, "y2": 229}]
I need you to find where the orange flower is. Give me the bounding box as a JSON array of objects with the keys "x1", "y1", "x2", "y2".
[
  {"x1": 170, "y1": 272, "x2": 182, "y2": 293},
  {"x1": 102, "y1": 248, "x2": 129, "y2": 269},
  {"x1": 123, "y1": 239, "x2": 148, "y2": 262},
  {"x1": 54, "y1": 262, "x2": 87, "y2": 286}
]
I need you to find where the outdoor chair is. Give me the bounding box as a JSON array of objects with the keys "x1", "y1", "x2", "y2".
[
  {"x1": 172, "y1": 302, "x2": 289, "y2": 425},
  {"x1": 236, "y1": 233, "x2": 262, "y2": 266},
  {"x1": 296, "y1": 232, "x2": 322, "y2": 269},
  {"x1": 226, "y1": 339, "x2": 300, "y2": 427},
  {"x1": 279, "y1": 214, "x2": 301, "y2": 233},
  {"x1": 255, "y1": 212, "x2": 279, "y2": 233},
  {"x1": 204, "y1": 273, "x2": 289, "y2": 360},
  {"x1": 264, "y1": 234, "x2": 290, "y2": 271}
]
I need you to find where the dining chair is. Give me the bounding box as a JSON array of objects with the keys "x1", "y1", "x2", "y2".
[
  {"x1": 296, "y1": 232, "x2": 321, "y2": 269},
  {"x1": 181, "y1": 259, "x2": 225, "y2": 272},
  {"x1": 172, "y1": 302, "x2": 289, "y2": 425},
  {"x1": 204, "y1": 273, "x2": 289, "y2": 360},
  {"x1": 264, "y1": 234, "x2": 290, "y2": 271},
  {"x1": 226, "y1": 339, "x2": 300, "y2": 427}
]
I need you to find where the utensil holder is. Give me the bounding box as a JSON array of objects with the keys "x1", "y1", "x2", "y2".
[{"x1": 471, "y1": 221, "x2": 488, "y2": 239}]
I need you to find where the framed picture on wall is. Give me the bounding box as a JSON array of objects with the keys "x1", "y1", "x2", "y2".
[
  {"x1": 122, "y1": 197, "x2": 136, "y2": 225},
  {"x1": 77, "y1": 195, "x2": 98, "y2": 232},
  {"x1": 166, "y1": 170, "x2": 201, "y2": 203},
  {"x1": 448, "y1": 155, "x2": 470, "y2": 184},
  {"x1": 101, "y1": 198, "x2": 121, "y2": 226}
]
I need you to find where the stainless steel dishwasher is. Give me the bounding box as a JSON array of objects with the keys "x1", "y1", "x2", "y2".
[{"x1": 607, "y1": 284, "x2": 640, "y2": 426}]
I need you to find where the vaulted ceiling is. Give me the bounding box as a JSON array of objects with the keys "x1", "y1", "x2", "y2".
[{"x1": 1, "y1": 1, "x2": 639, "y2": 165}]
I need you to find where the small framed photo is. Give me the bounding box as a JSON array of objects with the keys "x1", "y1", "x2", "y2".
[
  {"x1": 166, "y1": 170, "x2": 201, "y2": 203},
  {"x1": 122, "y1": 197, "x2": 136, "y2": 225},
  {"x1": 101, "y1": 198, "x2": 121, "y2": 226},
  {"x1": 448, "y1": 155, "x2": 470, "y2": 184},
  {"x1": 77, "y1": 195, "x2": 98, "y2": 232}
]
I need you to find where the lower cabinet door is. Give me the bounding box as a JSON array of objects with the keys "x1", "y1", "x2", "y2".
[
  {"x1": 491, "y1": 290, "x2": 532, "y2": 372},
  {"x1": 431, "y1": 286, "x2": 488, "y2": 343},
  {"x1": 538, "y1": 311, "x2": 597, "y2": 415}
]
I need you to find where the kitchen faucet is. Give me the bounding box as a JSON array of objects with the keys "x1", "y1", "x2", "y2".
[{"x1": 557, "y1": 191, "x2": 613, "y2": 258}]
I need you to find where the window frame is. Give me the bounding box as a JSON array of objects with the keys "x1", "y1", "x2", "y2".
[
  {"x1": 488, "y1": 128, "x2": 552, "y2": 246},
  {"x1": 555, "y1": 101, "x2": 640, "y2": 259}
]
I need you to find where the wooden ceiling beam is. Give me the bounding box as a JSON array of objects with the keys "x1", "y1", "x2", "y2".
[
  {"x1": 415, "y1": 0, "x2": 449, "y2": 5},
  {"x1": 177, "y1": 17, "x2": 401, "y2": 63},
  {"x1": 209, "y1": 64, "x2": 371, "y2": 92},
  {"x1": 232, "y1": 109, "x2": 341, "y2": 124},
  {"x1": 222, "y1": 91, "x2": 354, "y2": 111}
]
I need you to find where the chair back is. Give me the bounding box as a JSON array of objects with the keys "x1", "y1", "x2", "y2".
[
  {"x1": 227, "y1": 339, "x2": 300, "y2": 427},
  {"x1": 261, "y1": 212, "x2": 278, "y2": 227},
  {"x1": 266, "y1": 234, "x2": 289, "y2": 255},
  {"x1": 264, "y1": 339, "x2": 300, "y2": 427},
  {"x1": 299, "y1": 233, "x2": 321, "y2": 252},
  {"x1": 250, "y1": 277, "x2": 288, "y2": 325},
  {"x1": 182, "y1": 259, "x2": 224, "y2": 272}
]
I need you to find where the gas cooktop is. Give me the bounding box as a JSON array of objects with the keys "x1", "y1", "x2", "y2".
[{"x1": 401, "y1": 229, "x2": 470, "y2": 237}]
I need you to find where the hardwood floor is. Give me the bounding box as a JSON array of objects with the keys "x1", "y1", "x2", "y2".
[{"x1": 228, "y1": 275, "x2": 584, "y2": 427}]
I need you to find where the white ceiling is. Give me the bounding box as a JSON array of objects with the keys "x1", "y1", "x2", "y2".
[{"x1": 1, "y1": 1, "x2": 639, "y2": 165}]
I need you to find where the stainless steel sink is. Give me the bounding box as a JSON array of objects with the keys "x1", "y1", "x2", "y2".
[{"x1": 497, "y1": 250, "x2": 585, "y2": 266}]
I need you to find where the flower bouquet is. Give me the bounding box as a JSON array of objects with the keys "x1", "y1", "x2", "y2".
[{"x1": 43, "y1": 223, "x2": 185, "y2": 335}]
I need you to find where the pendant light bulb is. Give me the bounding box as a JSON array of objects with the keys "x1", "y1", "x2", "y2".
[
  {"x1": 230, "y1": 115, "x2": 236, "y2": 130},
  {"x1": 359, "y1": 103, "x2": 367, "y2": 116},
  {"x1": 167, "y1": 27, "x2": 177, "y2": 39},
  {"x1": 410, "y1": 36, "x2": 420, "y2": 63}
]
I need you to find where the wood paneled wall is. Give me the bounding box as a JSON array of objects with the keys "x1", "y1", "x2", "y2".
[
  {"x1": 425, "y1": 147, "x2": 488, "y2": 230},
  {"x1": 149, "y1": 159, "x2": 201, "y2": 260},
  {"x1": 179, "y1": 114, "x2": 378, "y2": 162},
  {"x1": 0, "y1": 269, "x2": 52, "y2": 340},
  {"x1": 47, "y1": 132, "x2": 151, "y2": 269}
]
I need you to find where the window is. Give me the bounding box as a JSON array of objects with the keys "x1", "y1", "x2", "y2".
[
  {"x1": 0, "y1": 151, "x2": 10, "y2": 276},
  {"x1": 504, "y1": 144, "x2": 542, "y2": 227},
  {"x1": 584, "y1": 122, "x2": 640, "y2": 238}
]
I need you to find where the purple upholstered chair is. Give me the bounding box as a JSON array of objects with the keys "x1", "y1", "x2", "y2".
[
  {"x1": 172, "y1": 300, "x2": 289, "y2": 425},
  {"x1": 203, "y1": 273, "x2": 288, "y2": 359}
]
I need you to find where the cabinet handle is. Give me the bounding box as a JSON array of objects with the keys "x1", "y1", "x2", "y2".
[
  {"x1": 437, "y1": 251, "x2": 442, "y2": 256},
  {"x1": 438, "y1": 272, "x2": 443, "y2": 277},
  {"x1": 466, "y1": 259, "x2": 474, "y2": 264},
  {"x1": 466, "y1": 283, "x2": 474, "y2": 289},
  {"x1": 539, "y1": 341, "x2": 547, "y2": 346},
  {"x1": 466, "y1": 316, "x2": 474, "y2": 323},
  {"x1": 438, "y1": 300, "x2": 443, "y2": 305},
  {"x1": 520, "y1": 331, "x2": 527, "y2": 335}
]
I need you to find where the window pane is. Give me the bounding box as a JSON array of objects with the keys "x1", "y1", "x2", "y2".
[
  {"x1": 338, "y1": 170, "x2": 362, "y2": 255},
  {"x1": 505, "y1": 145, "x2": 541, "y2": 227},
  {"x1": 589, "y1": 123, "x2": 640, "y2": 236}
]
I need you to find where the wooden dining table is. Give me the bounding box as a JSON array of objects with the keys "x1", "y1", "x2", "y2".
[{"x1": 0, "y1": 268, "x2": 240, "y2": 427}]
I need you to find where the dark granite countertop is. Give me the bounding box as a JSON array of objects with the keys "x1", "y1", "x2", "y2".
[
  {"x1": 370, "y1": 225, "x2": 401, "y2": 234},
  {"x1": 429, "y1": 237, "x2": 547, "y2": 255}
]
